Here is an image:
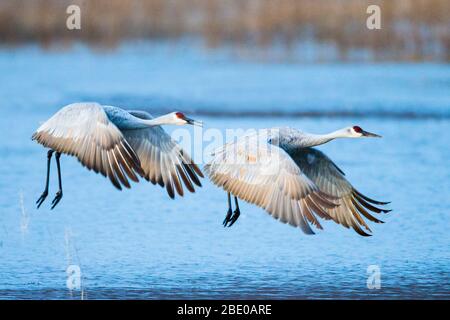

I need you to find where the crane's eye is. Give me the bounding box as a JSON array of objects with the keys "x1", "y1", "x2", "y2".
[
  {"x1": 353, "y1": 126, "x2": 362, "y2": 133},
  {"x1": 175, "y1": 112, "x2": 185, "y2": 119}
]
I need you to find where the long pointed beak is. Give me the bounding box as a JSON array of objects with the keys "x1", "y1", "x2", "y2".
[
  {"x1": 185, "y1": 117, "x2": 203, "y2": 127},
  {"x1": 362, "y1": 130, "x2": 381, "y2": 138}
]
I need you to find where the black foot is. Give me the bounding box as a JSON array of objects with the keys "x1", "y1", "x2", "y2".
[
  {"x1": 36, "y1": 191, "x2": 48, "y2": 209},
  {"x1": 227, "y1": 208, "x2": 240, "y2": 227},
  {"x1": 223, "y1": 208, "x2": 233, "y2": 227},
  {"x1": 51, "y1": 191, "x2": 63, "y2": 209}
]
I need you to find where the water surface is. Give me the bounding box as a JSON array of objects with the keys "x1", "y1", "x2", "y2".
[{"x1": 0, "y1": 44, "x2": 449, "y2": 299}]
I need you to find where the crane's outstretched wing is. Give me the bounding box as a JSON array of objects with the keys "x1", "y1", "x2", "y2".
[
  {"x1": 288, "y1": 147, "x2": 390, "y2": 236},
  {"x1": 32, "y1": 102, "x2": 144, "y2": 190},
  {"x1": 204, "y1": 133, "x2": 338, "y2": 234},
  {"x1": 122, "y1": 110, "x2": 203, "y2": 199}
]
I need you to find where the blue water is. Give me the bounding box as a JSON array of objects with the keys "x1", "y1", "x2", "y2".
[{"x1": 0, "y1": 43, "x2": 449, "y2": 299}]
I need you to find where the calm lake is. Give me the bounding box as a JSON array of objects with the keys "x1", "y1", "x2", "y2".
[{"x1": 0, "y1": 43, "x2": 449, "y2": 299}]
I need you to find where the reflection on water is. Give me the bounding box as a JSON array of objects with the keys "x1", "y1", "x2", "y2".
[{"x1": 0, "y1": 45, "x2": 449, "y2": 299}]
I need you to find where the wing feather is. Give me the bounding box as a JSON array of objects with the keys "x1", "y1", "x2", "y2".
[
  {"x1": 32, "y1": 102, "x2": 143, "y2": 190},
  {"x1": 121, "y1": 110, "x2": 203, "y2": 198},
  {"x1": 288, "y1": 147, "x2": 390, "y2": 236},
  {"x1": 205, "y1": 131, "x2": 337, "y2": 234}
]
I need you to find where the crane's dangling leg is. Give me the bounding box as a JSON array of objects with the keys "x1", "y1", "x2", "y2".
[
  {"x1": 223, "y1": 192, "x2": 233, "y2": 227},
  {"x1": 51, "y1": 152, "x2": 63, "y2": 209},
  {"x1": 227, "y1": 196, "x2": 241, "y2": 227},
  {"x1": 36, "y1": 150, "x2": 54, "y2": 209}
]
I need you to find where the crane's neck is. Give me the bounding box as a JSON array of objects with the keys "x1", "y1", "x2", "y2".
[
  {"x1": 104, "y1": 106, "x2": 177, "y2": 130},
  {"x1": 130, "y1": 115, "x2": 181, "y2": 129},
  {"x1": 294, "y1": 128, "x2": 351, "y2": 148},
  {"x1": 138, "y1": 113, "x2": 175, "y2": 127}
]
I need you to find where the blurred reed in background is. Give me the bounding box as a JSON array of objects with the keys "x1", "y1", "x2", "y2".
[{"x1": 0, "y1": 0, "x2": 449, "y2": 61}]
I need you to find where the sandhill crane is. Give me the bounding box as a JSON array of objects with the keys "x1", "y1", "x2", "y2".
[
  {"x1": 205, "y1": 126, "x2": 390, "y2": 236},
  {"x1": 32, "y1": 102, "x2": 203, "y2": 209}
]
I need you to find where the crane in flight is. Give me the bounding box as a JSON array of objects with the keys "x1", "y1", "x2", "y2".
[
  {"x1": 32, "y1": 102, "x2": 203, "y2": 209},
  {"x1": 205, "y1": 126, "x2": 390, "y2": 236}
]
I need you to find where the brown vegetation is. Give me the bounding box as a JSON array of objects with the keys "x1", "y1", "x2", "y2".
[{"x1": 0, "y1": 0, "x2": 449, "y2": 61}]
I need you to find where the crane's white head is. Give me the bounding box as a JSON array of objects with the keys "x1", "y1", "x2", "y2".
[
  {"x1": 170, "y1": 112, "x2": 202, "y2": 127},
  {"x1": 346, "y1": 126, "x2": 381, "y2": 138}
]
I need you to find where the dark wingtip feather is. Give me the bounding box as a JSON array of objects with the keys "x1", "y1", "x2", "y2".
[
  {"x1": 112, "y1": 181, "x2": 122, "y2": 191},
  {"x1": 176, "y1": 164, "x2": 195, "y2": 193},
  {"x1": 183, "y1": 163, "x2": 202, "y2": 187},
  {"x1": 353, "y1": 189, "x2": 390, "y2": 205},
  {"x1": 350, "y1": 196, "x2": 384, "y2": 224},
  {"x1": 193, "y1": 164, "x2": 205, "y2": 178},
  {"x1": 166, "y1": 182, "x2": 175, "y2": 199},
  {"x1": 354, "y1": 193, "x2": 390, "y2": 214},
  {"x1": 353, "y1": 224, "x2": 372, "y2": 236}
]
